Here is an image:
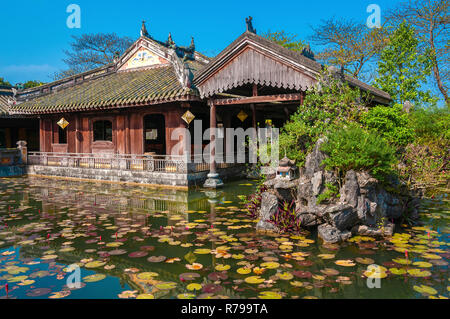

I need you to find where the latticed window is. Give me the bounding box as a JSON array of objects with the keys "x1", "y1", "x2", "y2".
[{"x1": 93, "y1": 120, "x2": 112, "y2": 141}]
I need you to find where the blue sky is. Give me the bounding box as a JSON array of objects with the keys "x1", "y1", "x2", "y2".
[{"x1": 0, "y1": 0, "x2": 401, "y2": 85}]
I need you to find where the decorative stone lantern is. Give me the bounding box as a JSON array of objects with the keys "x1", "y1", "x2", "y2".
[{"x1": 276, "y1": 156, "x2": 298, "y2": 180}]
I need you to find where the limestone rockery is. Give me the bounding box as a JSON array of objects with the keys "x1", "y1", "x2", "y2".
[{"x1": 256, "y1": 138, "x2": 422, "y2": 243}]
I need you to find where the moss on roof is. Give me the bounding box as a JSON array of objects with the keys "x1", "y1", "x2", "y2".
[{"x1": 11, "y1": 65, "x2": 200, "y2": 114}]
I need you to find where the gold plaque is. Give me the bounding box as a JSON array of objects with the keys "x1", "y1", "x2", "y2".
[
  {"x1": 57, "y1": 117, "x2": 69, "y2": 129},
  {"x1": 181, "y1": 110, "x2": 195, "y2": 125},
  {"x1": 237, "y1": 110, "x2": 248, "y2": 122}
]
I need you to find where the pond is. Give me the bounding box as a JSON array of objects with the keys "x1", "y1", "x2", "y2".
[{"x1": 0, "y1": 176, "x2": 448, "y2": 299}]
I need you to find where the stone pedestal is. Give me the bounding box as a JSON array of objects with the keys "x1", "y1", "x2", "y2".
[
  {"x1": 203, "y1": 172, "x2": 224, "y2": 188},
  {"x1": 16, "y1": 140, "x2": 27, "y2": 164}
]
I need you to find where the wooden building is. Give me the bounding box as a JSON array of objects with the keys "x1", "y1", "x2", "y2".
[
  {"x1": 0, "y1": 85, "x2": 39, "y2": 150},
  {"x1": 9, "y1": 19, "x2": 390, "y2": 188}
]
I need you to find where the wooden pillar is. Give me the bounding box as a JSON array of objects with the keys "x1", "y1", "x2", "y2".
[
  {"x1": 203, "y1": 100, "x2": 223, "y2": 188},
  {"x1": 300, "y1": 91, "x2": 304, "y2": 105},
  {"x1": 75, "y1": 114, "x2": 81, "y2": 153},
  {"x1": 251, "y1": 103, "x2": 256, "y2": 128},
  {"x1": 210, "y1": 101, "x2": 217, "y2": 175}
]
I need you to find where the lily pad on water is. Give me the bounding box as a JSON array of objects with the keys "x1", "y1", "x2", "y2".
[
  {"x1": 155, "y1": 282, "x2": 177, "y2": 290},
  {"x1": 244, "y1": 276, "x2": 265, "y2": 284},
  {"x1": 128, "y1": 251, "x2": 148, "y2": 258},
  {"x1": 147, "y1": 256, "x2": 166, "y2": 263},
  {"x1": 137, "y1": 272, "x2": 159, "y2": 281},
  {"x1": 179, "y1": 272, "x2": 200, "y2": 281},
  {"x1": 83, "y1": 274, "x2": 107, "y2": 283},
  {"x1": 136, "y1": 294, "x2": 155, "y2": 299},
  {"x1": 259, "y1": 291, "x2": 282, "y2": 299},
  {"x1": 26, "y1": 288, "x2": 52, "y2": 297},
  {"x1": 413, "y1": 285, "x2": 437, "y2": 295},
  {"x1": 85, "y1": 261, "x2": 106, "y2": 268}
]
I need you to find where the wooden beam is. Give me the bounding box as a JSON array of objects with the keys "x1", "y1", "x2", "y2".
[{"x1": 212, "y1": 93, "x2": 302, "y2": 106}]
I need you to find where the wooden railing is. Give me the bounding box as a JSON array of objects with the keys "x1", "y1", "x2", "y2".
[{"x1": 27, "y1": 152, "x2": 246, "y2": 174}]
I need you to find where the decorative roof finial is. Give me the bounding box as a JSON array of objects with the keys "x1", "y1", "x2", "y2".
[
  {"x1": 167, "y1": 32, "x2": 175, "y2": 48},
  {"x1": 245, "y1": 16, "x2": 256, "y2": 34},
  {"x1": 189, "y1": 36, "x2": 195, "y2": 50},
  {"x1": 140, "y1": 20, "x2": 149, "y2": 37},
  {"x1": 301, "y1": 43, "x2": 315, "y2": 60}
]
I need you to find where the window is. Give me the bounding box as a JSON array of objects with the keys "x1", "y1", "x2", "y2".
[
  {"x1": 93, "y1": 120, "x2": 112, "y2": 141},
  {"x1": 58, "y1": 126, "x2": 67, "y2": 144}
]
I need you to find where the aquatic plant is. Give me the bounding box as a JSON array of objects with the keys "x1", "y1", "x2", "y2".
[
  {"x1": 269, "y1": 200, "x2": 302, "y2": 233},
  {"x1": 244, "y1": 184, "x2": 268, "y2": 219}
]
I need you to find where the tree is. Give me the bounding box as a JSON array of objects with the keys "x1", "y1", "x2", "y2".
[
  {"x1": 55, "y1": 33, "x2": 134, "y2": 80},
  {"x1": 374, "y1": 22, "x2": 436, "y2": 106},
  {"x1": 309, "y1": 17, "x2": 389, "y2": 80},
  {"x1": 0, "y1": 77, "x2": 12, "y2": 87},
  {"x1": 261, "y1": 30, "x2": 305, "y2": 52},
  {"x1": 22, "y1": 80, "x2": 45, "y2": 89},
  {"x1": 387, "y1": 0, "x2": 449, "y2": 105}
]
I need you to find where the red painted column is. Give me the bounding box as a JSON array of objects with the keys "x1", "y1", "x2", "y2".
[{"x1": 209, "y1": 101, "x2": 216, "y2": 175}]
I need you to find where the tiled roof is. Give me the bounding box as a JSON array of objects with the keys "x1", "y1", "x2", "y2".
[
  {"x1": 195, "y1": 31, "x2": 390, "y2": 102},
  {"x1": 10, "y1": 64, "x2": 202, "y2": 115},
  {"x1": 0, "y1": 86, "x2": 12, "y2": 116}
]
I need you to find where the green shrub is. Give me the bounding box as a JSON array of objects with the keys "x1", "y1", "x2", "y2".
[
  {"x1": 409, "y1": 106, "x2": 450, "y2": 141},
  {"x1": 320, "y1": 124, "x2": 397, "y2": 181},
  {"x1": 316, "y1": 182, "x2": 340, "y2": 204},
  {"x1": 362, "y1": 104, "x2": 415, "y2": 147},
  {"x1": 279, "y1": 69, "x2": 368, "y2": 166}
]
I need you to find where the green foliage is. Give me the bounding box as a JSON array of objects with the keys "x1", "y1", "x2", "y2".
[
  {"x1": 316, "y1": 182, "x2": 340, "y2": 204},
  {"x1": 374, "y1": 22, "x2": 436, "y2": 106},
  {"x1": 362, "y1": 104, "x2": 415, "y2": 147},
  {"x1": 22, "y1": 80, "x2": 45, "y2": 89},
  {"x1": 409, "y1": 106, "x2": 450, "y2": 141},
  {"x1": 0, "y1": 77, "x2": 12, "y2": 87},
  {"x1": 261, "y1": 30, "x2": 305, "y2": 52},
  {"x1": 320, "y1": 124, "x2": 397, "y2": 181},
  {"x1": 279, "y1": 69, "x2": 368, "y2": 166}
]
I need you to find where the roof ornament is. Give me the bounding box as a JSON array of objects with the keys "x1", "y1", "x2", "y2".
[
  {"x1": 140, "y1": 20, "x2": 149, "y2": 37},
  {"x1": 113, "y1": 51, "x2": 120, "y2": 63},
  {"x1": 301, "y1": 44, "x2": 315, "y2": 60},
  {"x1": 189, "y1": 36, "x2": 195, "y2": 51},
  {"x1": 245, "y1": 16, "x2": 256, "y2": 34},
  {"x1": 167, "y1": 33, "x2": 176, "y2": 48}
]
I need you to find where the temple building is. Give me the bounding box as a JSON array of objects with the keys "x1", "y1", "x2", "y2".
[{"x1": 9, "y1": 18, "x2": 390, "y2": 188}]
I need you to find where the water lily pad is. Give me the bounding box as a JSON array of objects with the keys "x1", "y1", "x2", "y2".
[
  {"x1": 187, "y1": 283, "x2": 202, "y2": 291},
  {"x1": 85, "y1": 261, "x2": 106, "y2": 268},
  {"x1": 147, "y1": 256, "x2": 166, "y2": 263},
  {"x1": 215, "y1": 264, "x2": 230, "y2": 271},
  {"x1": 26, "y1": 288, "x2": 52, "y2": 297},
  {"x1": 128, "y1": 251, "x2": 148, "y2": 258},
  {"x1": 137, "y1": 272, "x2": 159, "y2": 280},
  {"x1": 413, "y1": 285, "x2": 437, "y2": 295},
  {"x1": 179, "y1": 272, "x2": 200, "y2": 281},
  {"x1": 259, "y1": 291, "x2": 282, "y2": 299},
  {"x1": 136, "y1": 294, "x2": 155, "y2": 299},
  {"x1": 245, "y1": 276, "x2": 265, "y2": 284},
  {"x1": 260, "y1": 262, "x2": 280, "y2": 269},
  {"x1": 83, "y1": 274, "x2": 106, "y2": 282},
  {"x1": 335, "y1": 260, "x2": 356, "y2": 267},
  {"x1": 155, "y1": 282, "x2": 177, "y2": 290},
  {"x1": 355, "y1": 257, "x2": 374, "y2": 265}
]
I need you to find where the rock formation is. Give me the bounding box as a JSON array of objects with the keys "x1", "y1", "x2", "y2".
[{"x1": 256, "y1": 138, "x2": 421, "y2": 243}]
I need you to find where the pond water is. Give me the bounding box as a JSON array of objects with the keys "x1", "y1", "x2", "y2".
[{"x1": 0, "y1": 176, "x2": 448, "y2": 299}]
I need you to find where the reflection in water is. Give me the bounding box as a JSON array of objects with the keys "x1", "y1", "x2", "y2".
[{"x1": 0, "y1": 176, "x2": 449, "y2": 299}]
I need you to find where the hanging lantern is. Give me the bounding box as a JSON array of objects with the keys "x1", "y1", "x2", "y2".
[
  {"x1": 237, "y1": 110, "x2": 248, "y2": 122},
  {"x1": 181, "y1": 110, "x2": 195, "y2": 125},
  {"x1": 57, "y1": 117, "x2": 69, "y2": 129}
]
